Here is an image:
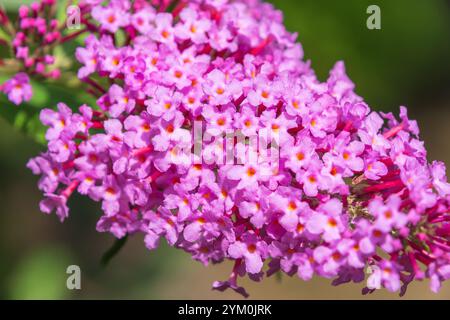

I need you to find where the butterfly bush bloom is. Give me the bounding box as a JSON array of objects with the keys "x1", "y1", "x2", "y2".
[
  {"x1": 25, "y1": 0, "x2": 450, "y2": 297},
  {"x1": 0, "y1": 73, "x2": 32, "y2": 105},
  {"x1": 0, "y1": 0, "x2": 89, "y2": 105}
]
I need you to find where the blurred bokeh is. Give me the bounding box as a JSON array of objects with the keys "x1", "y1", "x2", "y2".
[{"x1": 0, "y1": 0, "x2": 449, "y2": 299}]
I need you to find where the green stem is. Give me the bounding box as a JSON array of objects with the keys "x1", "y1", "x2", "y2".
[{"x1": 100, "y1": 236, "x2": 128, "y2": 267}]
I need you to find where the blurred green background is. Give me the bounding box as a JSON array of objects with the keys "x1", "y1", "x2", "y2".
[{"x1": 0, "y1": 0, "x2": 450, "y2": 299}]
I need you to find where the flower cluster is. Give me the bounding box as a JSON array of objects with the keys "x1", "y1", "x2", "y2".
[
  {"x1": 26, "y1": 0, "x2": 450, "y2": 297},
  {"x1": 0, "y1": 0, "x2": 76, "y2": 105},
  {"x1": 13, "y1": 0, "x2": 62, "y2": 77}
]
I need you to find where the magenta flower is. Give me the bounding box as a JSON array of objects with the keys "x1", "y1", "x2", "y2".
[
  {"x1": 92, "y1": 3, "x2": 130, "y2": 33},
  {"x1": 22, "y1": 0, "x2": 450, "y2": 298},
  {"x1": 151, "y1": 13, "x2": 175, "y2": 45},
  {"x1": 0, "y1": 73, "x2": 32, "y2": 105},
  {"x1": 228, "y1": 232, "x2": 267, "y2": 274},
  {"x1": 227, "y1": 161, "x2": 271, "y2": 190},
  {"x1": 176, "y1": 7, "x2": 211, "y2": 44},
  {"x1": 0, "y1": 0, "x2": 62, "y2": 101},
  {"x1": 203, "y1": 69, "x2": 242, "y2": 106}
]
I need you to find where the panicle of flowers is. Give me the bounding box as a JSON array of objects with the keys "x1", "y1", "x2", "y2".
[
  {"x1": 27, "y1": 0, "x2": 450, "y2": 297},
  {"x1": 14, "y1": 0, "x2": 61, "y2": 74},
  {"x1": 0, "y1": 0, "x2": 87, "y2": 105}
]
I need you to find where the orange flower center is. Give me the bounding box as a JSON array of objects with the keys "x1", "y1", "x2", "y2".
[
  {"x1": 217, "y1": 117, "x2": 226, "y2": 126},
  {"x1": 247, "y1": 167, "x2": 257, "y2": 177},
  {"x1": 247, "y1": 244, "x2": 257, "y2": 253},
  {"x1": 166, "y1": 124, "x2": 174, "y2": 133},
  {"x1": 107, "y1": 15, "x2": 116, "y2": 23},
  {"x1": 296, "y1": 152, "x2": 305, "y2": 161},
  {"x1": 328, "y1": 218, "x2": 338, "y2": 227}
]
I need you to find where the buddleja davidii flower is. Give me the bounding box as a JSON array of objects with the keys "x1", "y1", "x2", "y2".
[
  {"x1": 350, "y1": 128, "x2": 450, "y2": 294},
  {"x1": 75, "y1": 35, "x2": 104, "y2": 79},
  {"x1": 106, "y1": 84, "x2": 137, "y2": 118},
  {"x1": 27, "y1": 153, "x2": 69, "y2": 195},
  {"x1": 0, "y1": 73, "x2": 32, "y2": 105},
  {"x1": 163, "y1": 187, "x2": 199, "y2": 222},
  {"x1": 203, "y1": 69, "x2": 243, "y2": 107},
  {"x1": 228, "y1": 231, "x2": 268, "y2": 275},
  {"x1": 91, "y1": 1, "x2": 131, "y2": 33},
  {"x1": 0, "y1": 0, "x2": 90, "y2": 105},
  {"x1": 366, "y1": 260, "x2": 403, "y2": 293},
  {"x1": 358, "y1": 112, "x2": 391, "y2": 156},
  {"x1": 144, "y1": 207, "x2": 183, "y2": 250},
  {"x1": 182, "y1": 209, "x2": 235, "y2": 245},
  {"x1": 123, "y1": 113, "x2": 154, "y2": 149},
  {"x1": 268, "y1": 235, "x2": 309, "y2": 276},
  {"x1": 212, "y1": 260, "x2": 250, "y2": 298},
  {"x1": 10, "y1": 1, "x2": 62, "y2": 71},
  {"x1": 175, "y1": 7, "x2": 211, "y2": 45},
  {"x1": 26, "y1": 0, "x2": 450, "y2": 299},
  {"x1": 96, "y1": 207, "x2": 142, "y2": 239},
  {"x1": 431, "y1": 161, "x2": 450, "y2": 197},
  {"x1": 145, "y1": 86, "x2": 183, "y2": 121},
  {"x1": 131, "y1": 6, "x2": 156, "y2": 35},
  {"x1": 428, "y1": 257, "x2": 450, "y2": 293}
]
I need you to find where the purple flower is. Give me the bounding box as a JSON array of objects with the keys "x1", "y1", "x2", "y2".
[
  {"x1": 0, "y1": 73, "x2": 32, "y2": 105},
  {"x1": 40, "y1": 103, "x2": 73, "y2": 141},
  {"x1": 25, "y1": 0, "x2": 450, "y2": 299},
  {"x1": 228, "y1": 232, "x2": 267, "y2": 274},
  {"x1": 227, "y1": 161, "x2": 271, "y2": 191},
  {"x1": 145, "y1": 86, "x2": 182, "y2": 120},
  {"x1": 91, "y1": 4, "x2": 130, "y2": 33},
  {"x1": 176, "y1": 7, "x2": 211, "y2": 44},
  {"x1": 107, "y1": 84, "x2": 136, "y2": 118},
  {"x1": 306, "y1": 199, "x2": 345, "y2": 242},
  {"x1": 203, "y1": 69, "x2": 242, "y2": 106},
  {"x1": 431, "y1": 161, "x2": 450, "y2": 197},
  {"x1": 40, "y1": 193, "x2": 69, "y2": 222},
  {"x1": 151, "y1": 13, "x2": 175, "y2": 45},
  {"x1": 283, "y1": 135, "x2": 316, "y2": 173}
]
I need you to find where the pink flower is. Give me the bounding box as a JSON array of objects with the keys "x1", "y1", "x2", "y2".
[
  {"x1": 39, "y1": 103, "x2": 73, "y2": 141},
  {"x1": 203, "y1": 69, "x2": 242, "y2": 106},
  {"x1": 306, "y1": 199, "x2": 345, "y2": 242},
  {"x1": 146, "y1": 86, "x2": 182, "y2": 120},
  {"x1": 151, "y1": 13, "x2": 175, "y2": 45},
  {"x1": 151, "y1": 112, "x2": 190, "y2": 153},
  {"x1": 227, "y1": 161, "x2": 272, "y2": 190},
  {"x1": 283, "y1": 135, "x2": 317, "y2": 173},
  {"x1": 176, "y1": 7, "x2": 211, "y2": 44},
  {"x1": 107, "y1": 84, "x2": 136, "y2": 118},
  {"x1": 25, "y1": 0, "x2": 450, "y2": 299},
  {"x1": 247, "y1": 76, "x2": 280, "y2": 107},
  {"x1": 91, "y1": 4, "x2": 130, "y2": 33},
  {"x1": 0, "y1": 73, "x2": 32, "y2": 105},
  {"x1": 228, "y1": 232, "x2": 267, "y2": 274},
  {"x1": 369, "y1": 196, "x2": 408, "y2": 233},
  {"x1": 75, "y1": 36, "x2": 100, "y2": 79},
  {"x1": 131, "y1": 7, "x2": 155, "y2": 35}
]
